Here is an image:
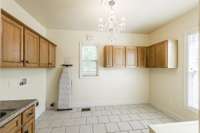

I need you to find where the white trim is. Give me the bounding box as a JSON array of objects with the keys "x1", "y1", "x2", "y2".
[
  {"x1": 79, "y1": 41, "x2": 99, "y2": 78},
  {"x1": 183, "y1": 30, "x2": 199, "y2": 112}
]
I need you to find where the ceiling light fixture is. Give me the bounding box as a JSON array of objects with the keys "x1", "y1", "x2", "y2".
[{"x1": 98, "y1": 0, "x2": 126, "y2": 33}]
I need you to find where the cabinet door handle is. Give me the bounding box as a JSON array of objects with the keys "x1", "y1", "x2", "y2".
[
  {"x1": 27, "y1": 112, "x2": 33, "y2": 117},
  {"x1": 25, "y1": 60, "x2": 29, "y2": 63}
]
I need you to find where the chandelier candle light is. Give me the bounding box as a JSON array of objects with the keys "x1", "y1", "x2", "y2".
[{"x1": 98, "y1": 0, "x2": 126, "y2": 33}]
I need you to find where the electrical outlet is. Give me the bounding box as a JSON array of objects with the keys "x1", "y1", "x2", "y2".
[{"x1": 19, "y1": 78, "x2": 27, "y2": 86}]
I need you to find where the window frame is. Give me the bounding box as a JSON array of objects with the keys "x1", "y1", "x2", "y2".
[
  {"x1": 184, "y1": 30, "x2": 200, "y2": 112},
  {"x1": 79, "y1": 41, "x2": 99, "y2": 78}
]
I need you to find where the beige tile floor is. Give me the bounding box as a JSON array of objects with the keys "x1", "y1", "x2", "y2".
[{"x1": 36, "y1": 104, "x2": 176, "y2": 133}]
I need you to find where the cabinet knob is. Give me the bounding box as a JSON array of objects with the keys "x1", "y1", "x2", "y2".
[
  {"x1": 24, "y1": 130, "x2": 28, "y2": 133},
  {"x1": 25, "y1": 61, "x2": 29, "y2": 63}
]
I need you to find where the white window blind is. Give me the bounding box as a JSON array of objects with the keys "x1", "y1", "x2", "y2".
[
  {"x1": 186, "y1": 32, "x2": 199, "y2": 110},
  {"x1": 80, "y1": 43, "x2": 98, "y2": 77}
]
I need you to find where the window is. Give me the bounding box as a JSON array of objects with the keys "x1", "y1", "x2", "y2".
[
  {"x1": 185, "y1": 32, "x2": 199, "y2": 110},
  {"x1": 80, "y1": 42, "x2": 98, "y2": 78}
]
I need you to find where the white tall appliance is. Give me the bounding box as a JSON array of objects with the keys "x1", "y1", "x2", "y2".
[{"x1": 57, "y1": 64, "x2": 73, "y2": 111}]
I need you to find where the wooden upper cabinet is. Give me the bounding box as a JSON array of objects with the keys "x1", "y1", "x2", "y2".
[
  {"x1": 39, "y1": 38, "x2": 49, "y2": 67},
  {"x1": 147, "y1": 40, "x2": 178, "y2": 68},
  {"x1": 48, "y1": 43, "x2": 56, "y2": 67},
  {"x1": 137, "y1": 47, "x2": 147, "y2": 68},
  {"x1": 0, "y1": 14, "x2": 24, "y2": 67},
  {"x1": 0, "y1": 10, "x2": 57, "y2": 68},
  {"x1": 147, "y1": 45, "x2": 156, "y2": 68},
  {"x1": 104, "y1": 45, "x2": 113, "y2": 67},
  {"x1": 125, "y1": 46, "x2": 137, "y2": 67},
  {"x1": 24, "y1": 28, "x2": 40, "y2": 67},
  {"x1": 113, "y1": 46, "x2": 125, "y2": 68},
  {"x1": 155, "y1": 42, "x2": 168, "y2": 68}
]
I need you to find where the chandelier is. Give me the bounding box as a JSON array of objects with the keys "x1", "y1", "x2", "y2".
[{"x1": 98, "y1": 0, "x2": 126, "y2": 33}]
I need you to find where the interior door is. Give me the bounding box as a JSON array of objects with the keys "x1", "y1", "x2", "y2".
[
  {"x1": 1, "y1": 14, "x2": 24, "y2": 67},
  {"x1": 24, "y1": 28, "x2": 39, "y2": 67},
  {"x1": 104, "y1": 45, "x2": 113, "y2": 67},
  {"x1": 39, "y1": 38, "x2": 49, "y2": 67},
  {"x1": 48, "y1": 43, "x2": 56, "y2": 67},
  {"x1": 113, "y1": 46, "x2": 125, "y2": 68},
  {"x1": 125, "y1": 46, "x2": 137, "y2": 67}
]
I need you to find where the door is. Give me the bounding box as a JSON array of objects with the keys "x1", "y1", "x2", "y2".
[
  {"x1": 39, "y1": 38, "x2": 49, "y2": 67},
  {"x1": 24, "y1": 28, "x2": 39, "y2": 67},
  {"x1": 147, "y1": 45, "x2": 156, "y2": 67},
  {"x1": 48, "y1": 43, "x2": 56, "y2": 67},
  {"x1": 22, "y1": 119, "x2": 35, "y2": 133},
  {"x1": 104, "y1": 45, "x2": 113, "y2": 67},
  {"x1": 125, "y1": 46, "x2": 137, "y2": 67},
  {"x1": 113, "y1": 46, "x2": 125, "y2": 68},
  {"x1": 155, "y1": 42, "x2": 168, "y2": 68},
  {"x1": 1, "y1": 14, "x2": 24, "y2": 67},
  {"x1": 137, "y1": 47, "x2": 147, "y2": 68}
]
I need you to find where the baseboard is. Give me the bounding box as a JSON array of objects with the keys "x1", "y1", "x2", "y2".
[{"x1": 150, "y1": 103, "x2": 185, "y2": 121}]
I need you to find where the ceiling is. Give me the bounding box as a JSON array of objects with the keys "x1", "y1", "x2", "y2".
[{"x1": 15, "y1": 0, "x2": 198, "y2": 33}]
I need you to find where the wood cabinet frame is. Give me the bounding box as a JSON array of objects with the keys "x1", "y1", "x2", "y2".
[{"x1": 0, "y1": 9, "x2": 57, "y2": 68}]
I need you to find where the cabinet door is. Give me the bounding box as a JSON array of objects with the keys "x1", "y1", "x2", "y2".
[
  {"x1": 155, "y1": 42, "x2": 168, "y2": 68},
  {"x1": 39, "y1": 38, "x2": 49, "y2": 67},
  {"x1": 147, "y1": 45, "x2": 156, "y2": 67},
  {"x1": 113, "y1": 46, "x2": 125, "y2": 68},
  {"x1": 137, "y1": 47, "x2": 147, "y2": 68},
  {"x1": 48, "y1": 43, "x2": 56, "y2": 67},
  {"x1": 22, "y1": 119, "x2": 35, "y2": 133},
  {"x1": 2, "y1": 115, "x2": 21, "y2": 133},
  {"x1": 104, "y1": 45, "x2": 113, "y2": 67},
  {"x1": 24, "y1": 29, "x2": 39, "y2": 67},
  {"x1": 125, "y1": 46, "x2": 137, "y2": 67},
  {"x1": 1, "y1": 14, "x2": 24, "y2": 67}
]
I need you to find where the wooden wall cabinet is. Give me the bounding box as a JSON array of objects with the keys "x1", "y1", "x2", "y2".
[
  {"x1": 113, "y1": 46, "x2": 125, "y2": 68},
  {"x1": 125, "y1": 46, "x2": 137, "y2": 67},
  {"x1": 104, "y1": 45, "x2": 113, "y2": 67},
  {"x1": 137, "y1": 47, "x2": 147, "y2": 68},
  {"x1": 147, "y1": 40, "x2": 178, "y2": 68},
  {"x1": 104, "y1": 40, "x2": 177, "y2": 69},
  {"x1": 0, "y1": 10, "x2": 57, "y2": 68},
  {"x1": 24, "y1": 28, "x2": 40, "y2": 67},
  {"x1": 146, "y1": 45, "x2": 156, "y2": 67},
  {"x1": 39, "y1": 38, "x2": 49, "y2": 67},
  {"x1": 48, "y1": 43, "x2": 56, "y2": 67},
  {"x1": 0, "y1": 14, "x2": 24, "y2": 67}
]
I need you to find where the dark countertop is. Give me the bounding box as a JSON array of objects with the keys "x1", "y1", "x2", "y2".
[{"x1": 0, "y1": 99, "x2": 37, "y2": 127}]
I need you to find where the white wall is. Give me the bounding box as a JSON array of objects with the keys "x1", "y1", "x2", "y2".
[
  {"x1": 46, "y1": 30, "x2": 150, "y2": 108},
  {"x1": 149, "y1": 8, "x2": 199, "y2": 121},
  {"x1": 0, "y1": 0, "x2": 47, "y2": 118}
]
